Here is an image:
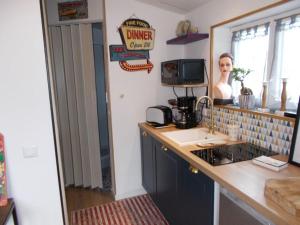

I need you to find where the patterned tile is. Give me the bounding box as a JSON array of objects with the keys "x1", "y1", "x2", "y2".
[{"x1": 205, "y1": 107, "x2": 294, "y2": 155}]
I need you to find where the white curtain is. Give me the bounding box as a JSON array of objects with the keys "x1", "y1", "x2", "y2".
[
  {"x1": 268, "y1": 14, "x2": 300, "y2": 110},
  {"x1": 49, "y1": 24, "x2": 103, "y2": 188},
  {"x1": 231, "y1": 23, "x2": 270, "y2": 103}
]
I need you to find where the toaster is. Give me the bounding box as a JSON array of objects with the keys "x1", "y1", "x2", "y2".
[{"x1": 146, "y1": 105, "x2": 172, "y2": 127}]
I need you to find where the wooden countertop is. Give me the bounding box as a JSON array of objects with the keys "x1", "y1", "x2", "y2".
[{"x1": 139, "y1": 123, "x2": 300, "y2": 225}]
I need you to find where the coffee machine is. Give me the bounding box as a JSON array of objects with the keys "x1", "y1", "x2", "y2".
[{"x1": 175, "y1": 96, "x2": 197, "y2": 129}]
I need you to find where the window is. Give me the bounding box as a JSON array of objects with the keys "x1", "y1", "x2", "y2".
[
  {"x1": 231, "y1": 23, "x2": 270, "y2": 101},
  {"x1": 231, "y1": 12, "x2": 300, "y2": 111}
]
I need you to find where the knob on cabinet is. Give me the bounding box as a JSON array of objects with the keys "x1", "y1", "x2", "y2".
[
  {"x1": 161, "y1": 145, "x2": 168, "y2": 151},
  {"x1": 189, "y1": 165, "x2": 199, "y2": 174}
]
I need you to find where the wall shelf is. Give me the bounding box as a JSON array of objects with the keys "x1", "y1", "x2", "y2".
[
  {"x1": 166, "y1": 33, "x2": 209, "y2": 45},
  {"x1": 162, "y1": 83, "x2": 208, "y2": 88}
]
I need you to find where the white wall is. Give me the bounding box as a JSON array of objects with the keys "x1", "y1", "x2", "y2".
[
  {"x1": 104, "y1": 0, "x2": 185, "y2": 199},
  {"x1": 213, "y1": 27, "x2": 232, "y2": 83},
  {"x1": 46, "y1": 0, "x2": 104, "y2": 25},
  {"x1": 0, "y1": 1, "x2": 63, "y2": 225}
]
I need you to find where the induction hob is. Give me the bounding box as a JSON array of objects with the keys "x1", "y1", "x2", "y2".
[{"x1": 191, "y1": 143, "x2": 278, "y2": 166}]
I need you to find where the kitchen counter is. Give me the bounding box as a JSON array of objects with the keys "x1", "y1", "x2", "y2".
[{"x1": 139, "y1": 123, "x2": 300, "y2": 225}]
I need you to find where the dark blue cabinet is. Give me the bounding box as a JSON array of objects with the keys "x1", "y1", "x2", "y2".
[
  {"x1": 140, "y1": 130, "x2": 156, "y2": 201},
  {"x1": 140, "y1": 128, "x2": 214, "y2": 225},
  {"x1": 155, "y1": 140, "x2": 181, "y2": 225},
  {"x1": 179, "y1": 160, "x2": 214, "y2": 225}
]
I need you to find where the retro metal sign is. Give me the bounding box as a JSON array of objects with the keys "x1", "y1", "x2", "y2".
[
  {"x1": 58, "y1": 0, "x2": 88, "y2": 21},
  {"x1": 109, "y1": 45, "x2": 149, "y2": 61},
  {"x1": 119, "y1": 18, "x2": 155, "y2": 51},
  {"x1": 109, "y1": 17, "x2": 155, "y2": 73},
  {"x1": 119, "y1": 60, "x2": 153, "y2": 73}
]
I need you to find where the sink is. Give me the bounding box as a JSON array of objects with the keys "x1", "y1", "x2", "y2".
[{"x1": 161, "y1": 127, "x2": 229, "y2": 146}]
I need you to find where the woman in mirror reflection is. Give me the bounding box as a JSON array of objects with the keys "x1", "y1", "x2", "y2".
[{"x1": 213, "y1": 53, "x2": 233, "y2": 100}]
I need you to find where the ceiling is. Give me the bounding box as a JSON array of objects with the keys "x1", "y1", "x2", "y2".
[{"x1": 135, "y1": 0, "x2": 211, "y2": 14}]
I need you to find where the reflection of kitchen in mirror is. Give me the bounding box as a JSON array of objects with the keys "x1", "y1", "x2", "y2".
[{"x1": 211, "y1": 1, "x2": 300, "y2": 113}]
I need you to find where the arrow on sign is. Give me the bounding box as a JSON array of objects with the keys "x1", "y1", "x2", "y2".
[{"x1": 119, "y1": 59, "x2": 153, "y2": 73}]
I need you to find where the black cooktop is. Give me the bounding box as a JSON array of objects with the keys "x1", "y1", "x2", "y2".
[{"x1": 191, "y1": 143, "x2": 278, "y2": 166}]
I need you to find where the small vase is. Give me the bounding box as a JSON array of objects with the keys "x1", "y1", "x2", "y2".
[
  {"x1": 261, "y1": 82, "x2": 268, "y2": 109},
  {"x1": 280, "y1": 78, "x2": 287, "y2": 111},
  {"x1": 239, "y1": 95, "x2": 255, "y2": 109}
]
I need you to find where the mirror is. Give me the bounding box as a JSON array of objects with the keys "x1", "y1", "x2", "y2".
[
  {"x1": 209, "y1": 0, "x2": 300, "y2": 107},
  {"x1": 289, "y1": 96, "x2": 300, "y2": 166}
]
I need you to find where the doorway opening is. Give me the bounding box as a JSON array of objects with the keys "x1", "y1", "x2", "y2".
[{"x1": 41, "y1": 1, "x2": 114, "y2": 224}]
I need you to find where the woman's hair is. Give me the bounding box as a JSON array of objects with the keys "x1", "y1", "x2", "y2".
[{"x1": 219, "y1": 53, "x2": 234, "y2": 65}]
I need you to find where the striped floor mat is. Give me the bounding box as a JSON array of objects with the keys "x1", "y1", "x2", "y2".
[{"x1": 71, "y1": 194, "x2": 169, "y2": 225}]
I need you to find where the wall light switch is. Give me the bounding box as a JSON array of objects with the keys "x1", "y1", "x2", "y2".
[{"x1": 22, "y1": 146, "x2": 39, "y2": 158}]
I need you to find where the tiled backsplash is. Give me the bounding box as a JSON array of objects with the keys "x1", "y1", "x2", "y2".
[{"x1": 204, "y1": 106, "x2": 295, "y2": 155}]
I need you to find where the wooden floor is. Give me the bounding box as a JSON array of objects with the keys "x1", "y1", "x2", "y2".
[{"x1": 65, "y1": 186, "x2": 114, "y2": 224}]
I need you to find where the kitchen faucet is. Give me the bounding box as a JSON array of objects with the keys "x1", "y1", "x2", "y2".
[{"x1": 195, "y1": 96, "x2": 215, "y2": 134}]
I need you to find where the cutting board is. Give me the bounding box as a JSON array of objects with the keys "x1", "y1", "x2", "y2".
[{"x1": 265, "y1": 177, "x2": 300, "y2": 217}]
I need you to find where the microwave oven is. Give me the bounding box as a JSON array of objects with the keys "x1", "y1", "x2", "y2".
[{"x1": 161, "y1": 59, "x2": 205, "y2": 85}]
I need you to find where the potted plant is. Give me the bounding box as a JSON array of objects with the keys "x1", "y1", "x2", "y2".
[{"x1": 232, "y1": 67, "x2": 255, "y2": 109}]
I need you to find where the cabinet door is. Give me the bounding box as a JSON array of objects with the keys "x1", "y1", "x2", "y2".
[
  {"x1": 155, "y1": 141, "x2": 180, "y2": 225},
  {"x1": 140, "y1": 129, "x2": 156, "y2": 200},
  {"x1": 179, "y1": 160, "x2": 214, "y2": 225},
  {"x1": 219, "y1": 193, "x2": 265, "y2": 225}
]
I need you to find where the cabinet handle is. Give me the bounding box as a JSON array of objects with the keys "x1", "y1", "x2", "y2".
[
  {"x1": 142, "y1": 131, "x2": 147, "y2": 137},
  {"x1": 161, "y1": 145, "x2": 168, "y2": 151},
  {"x1": 189, "y1": 165, "x2": 199, "y2": 174}
]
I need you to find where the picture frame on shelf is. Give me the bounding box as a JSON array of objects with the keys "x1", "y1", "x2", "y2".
[{"x1": 289, "y1": 96, "x2": 300, "y2": 167}]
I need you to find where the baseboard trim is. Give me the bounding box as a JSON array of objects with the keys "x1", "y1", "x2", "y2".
[{"x1": 114, "y1": 188, "x2": 146, "y2": 200}]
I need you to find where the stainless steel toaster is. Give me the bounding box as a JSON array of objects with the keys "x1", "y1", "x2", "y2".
[{"x1": 146, "y1": 105, "x2": 172, "y2": 126}]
